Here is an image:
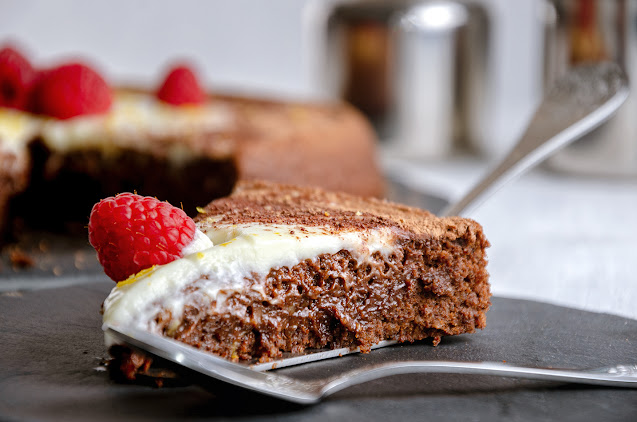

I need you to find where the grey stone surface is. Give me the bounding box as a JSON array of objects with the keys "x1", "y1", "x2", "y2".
[{"x1": 1, "y1": 282, "x2": 636, "y2": 421}]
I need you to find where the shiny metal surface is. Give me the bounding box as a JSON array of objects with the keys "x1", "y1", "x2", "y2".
[
  {"x1": 390, "y1": 1, "x2": 469, "y2": 157},
  {"x1": 249, "y1": 340, "x2": 397, "y2": 372},
  {"x1": 441, "y1": 61, "x2": 628, "y2": 217},
  {"x1": 319, "y1": 0, "x2": 489, "y2": 156},
  {"x1": 105, "y1": 324, "x2": 637, "y2": 404},
  {"x1": 546, "y1": 0, "x2": 637, "y2": 176}
]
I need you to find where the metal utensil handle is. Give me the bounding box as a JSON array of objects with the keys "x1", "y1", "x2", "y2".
[
  {"x1": 441, "y1": 62, "x2": 629, "y2": 217},
  {"x1": 320, "y1": 361, "x2": 637, "y2": 399}
]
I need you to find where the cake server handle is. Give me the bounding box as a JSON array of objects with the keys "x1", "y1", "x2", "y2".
[
  {"x1": 316, "y1": 361, "x2": 637, "y2": 401},
  {"x1": 441, "y1": 62, "x2": 629, "y2": 217}
]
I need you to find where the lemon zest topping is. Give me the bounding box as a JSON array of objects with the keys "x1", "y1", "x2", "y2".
[
  {"x1": 196, "y1": 206, "x2": 206, "y2": 214},
  {"x1": 116, "y1": 266, "x2": 157, "y2": 288}
]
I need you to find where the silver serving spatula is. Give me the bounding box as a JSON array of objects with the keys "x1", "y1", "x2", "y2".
[
  {"x1": 105, "y1": 324, "x2": 637, "y2": 404},
  {"x1": 103, "y1": 62, "x2": 631, "y2": 403},
  {"x1": 442, "y1": 61, "x2": 629, "y2": 216}
]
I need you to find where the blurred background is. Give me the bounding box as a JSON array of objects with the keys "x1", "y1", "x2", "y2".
[
  {"x1": 1, "y1": 0, "x2": 636, "y2": 319},
  {"x1": 0, "y1": 0, "x2": 545, "y2": 153}
]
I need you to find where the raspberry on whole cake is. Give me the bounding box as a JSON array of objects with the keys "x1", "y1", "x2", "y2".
[
  {"x1": 157, "y1": 64, "x2": 206, "y2": 106},
  {"x1": 30, "y1": 62, "x2": 113, "y2": 119},
  {"x1": 95, "y1": 181, "x2": 491, "y2": 381},
  {"x1": 0, "y1": 45, "x2": 37, "y2": 111}
]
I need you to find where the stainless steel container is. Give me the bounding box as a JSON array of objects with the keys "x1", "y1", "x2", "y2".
[
  {"x1": 317, "y1": 0, "x2": 490, "y2": 159},
  {"x1": 545, "y1": 0, "x2": 637, "y2": 176},
  {"x1": 392, "y1": 2, "x2": 470, "y2": 157}
]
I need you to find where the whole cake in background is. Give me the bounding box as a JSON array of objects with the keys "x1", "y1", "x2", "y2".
[
  {"x1": 90, "y1": 181, "x2": 490, "y2": 381},
  {"x1": 0, "y1": 44, "x2": 383, "y2": 239}
]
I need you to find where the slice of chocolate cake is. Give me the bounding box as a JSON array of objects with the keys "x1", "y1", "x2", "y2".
[{"x1": 102, "y1": 181, "x2": 490, "y2": 379}]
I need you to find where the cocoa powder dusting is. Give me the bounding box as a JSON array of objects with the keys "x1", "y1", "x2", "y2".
[{"x1": 195, "y1": 180, "x2": 482, "y2": 240}]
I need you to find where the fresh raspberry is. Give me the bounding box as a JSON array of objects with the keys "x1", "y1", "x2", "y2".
[
  {"x1": 88, "y1": 193, "x2": 196, "y2": 282},
  {"x1": 157, "y1": 64, "x2": 206, "y2": 106},
  {"x1": 31, "y1": 62, "x2": 112, "y2": 119},
  {"x1": 0, "y1": 45, "x2": 37, "y2": 110}
]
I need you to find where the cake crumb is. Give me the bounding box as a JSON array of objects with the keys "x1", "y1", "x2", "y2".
[
  {"x1": 38, "y1": 239, "x2": 50, "y2": 252},
  {"x1": 9, "y1": 247, "x2": 34, "y2": 269},
  {"x1": 74, "y1": 251, "x2": 87, "y2": 270}
]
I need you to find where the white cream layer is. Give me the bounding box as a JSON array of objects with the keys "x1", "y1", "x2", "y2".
[
  {"x1": 40, "y1": 92, "x2": 233, "y2": 160},
  {"x1": 102, "y1": 223, "x2": 396, "y2": 341},
  {"x1": 1, "y1": 93, "x2": 233, "y2": 164},
  {"x1": 0, "y1": 108, "x2": 40, "y2": 156}
]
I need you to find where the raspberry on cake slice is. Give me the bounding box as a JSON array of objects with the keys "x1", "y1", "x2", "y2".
[
  {"x1": 88, "y1": 192, "x2": 211, "y2": 282},
  {"x1": 95, "y1": 181, "x2": 491, "y2": 381}
]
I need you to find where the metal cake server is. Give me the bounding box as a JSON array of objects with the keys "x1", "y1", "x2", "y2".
[
  {"x1": 442, "y1": 61, "x2": 629, "y2": 216},
  {"x1": 102, "y1": 62, "x2": 633, "y2": 404},
  {"x1": 105, "y1": 325, "x2": 637, "y2": 404}
]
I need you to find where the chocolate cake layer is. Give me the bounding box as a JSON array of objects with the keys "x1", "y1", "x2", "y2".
[
  {"x1": 227, "y1": 97, "x2": 382, "y2": 199},
  {"x1": 161, "y1": 243, "x2": 489, "y2": 361},
  {"x1": 10, "y1": 139, "x2": 237, "y2": 225},
  {"x1": 0, "y1": 151, "x2": 29, "y2": 235}
]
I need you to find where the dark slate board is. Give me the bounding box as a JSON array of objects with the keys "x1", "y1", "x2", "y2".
[{"x1": 1, "y1": 282, "x2": 636, "y2": 422}]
